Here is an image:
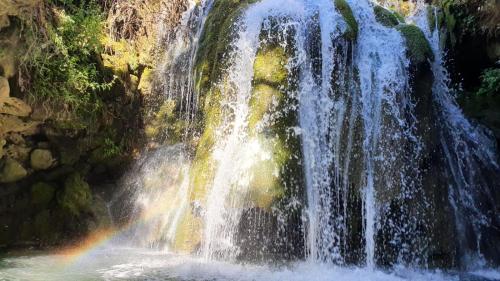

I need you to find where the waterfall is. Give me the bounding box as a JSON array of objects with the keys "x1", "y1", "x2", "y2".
[
  {"x1": 124, "y1": 0, "x2": 499, "y2": 271},
  {"x1": 413, "y1": 6, "x2": 500, "y2": 269},
  {"x1": 157, "y1": 0, "x2": 214, "y2": 123}
]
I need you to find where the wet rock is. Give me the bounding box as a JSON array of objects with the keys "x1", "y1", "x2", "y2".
[
  {"x1": 335, "y1": 0, "x2": 359, "y2": 40},
  {"x1": 0, "y1": 158, "x2": 27, "y2": 183},
  {"x1": 374, "y1": 5, "x2": 401, "y2": 27},
  {"x1": 30, "y1": 149, "x2": 56, "y2": 171},
  {"x1": 397, "y1": 24, "x2": 434, "y2": 65},
  {"x1": 87, "y1": 195, "x2": 112, "y2": 231}
]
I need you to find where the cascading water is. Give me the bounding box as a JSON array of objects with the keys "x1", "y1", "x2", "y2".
[
  {"x1": 413, "y1": 6, "x2": 500, "y2": 269},
  {"x1": 157, "y1": 0, "x2": 214, "y2": 123},
  {"x1": 125, "y1": 0, "x2": 499, "y2": 271},
  {"x1": 2, "y1": 1, "x2": 500, "y2": 280}
]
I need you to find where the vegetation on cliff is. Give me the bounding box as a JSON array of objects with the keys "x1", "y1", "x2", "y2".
[{"x1": 0, "y1": 0, "x2": 183, "y2": 249}]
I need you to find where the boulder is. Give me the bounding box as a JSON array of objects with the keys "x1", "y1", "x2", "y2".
[
  {"x1": 0, "y1": 97, "x2": 32, "y2": 117},
  {"x1": 0, "y1": 114, "x2": 40, "y2": 136},
  {"x1": 30, "y1": 149, "x2": 55, "y2": 170},
  {"x1": 0, "y1": 77, "x2": 9, "y2": 98},
  {"x1": 0, "y1": 158, "x2": 27, "y2": 183},
  {"x1": 57, "y1": 173, "x2": 92, "y2": 216}
]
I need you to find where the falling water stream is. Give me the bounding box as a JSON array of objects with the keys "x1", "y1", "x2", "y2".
[{"x1": 1, "y1": 0, "x2": 499, "y2": 280}]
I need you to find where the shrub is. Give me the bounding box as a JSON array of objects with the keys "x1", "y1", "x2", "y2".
[
  {"x1": 477, "y1": 68, "x2": 500, "y2": 96},
  {"x1": 19, "y1": 0, "x2": 113, "y2": 126}
]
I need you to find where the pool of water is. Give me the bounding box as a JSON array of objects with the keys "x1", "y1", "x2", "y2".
[{"x1": 0, "y1": 248, "x2": 498, "y2": 281}]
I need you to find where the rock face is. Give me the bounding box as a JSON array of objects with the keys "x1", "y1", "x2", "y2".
[{"x1": 0, "y1": 0, "x2": 145, "y2": 249}]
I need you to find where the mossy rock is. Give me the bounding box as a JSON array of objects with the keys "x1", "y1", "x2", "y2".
[
  {"x1": 31, "y1": 182, "x2": 56, "y2": 206},
  {"x1": 0, "y1": 158, "x2": 27, "y2": 183},
  {"x1": 253, "y1": 47, "x2": 288, "y2": 86},
  {"x1": 374, "y1": 5, "x2": 400, "y2": 28},
  {"x1": 396, "y1": 24, "x2": 434, "y2": 65},
  {"x1": 174, "y1": 209, "x2": 202, "y2": 253},
  {"x1": 57, "y1": 173, "x2": 92, "y2": 216},
  {"x1": 138, "y1": 68, "x2": 153, "y2": 95},
  {"x1": 145, "y1": 99, "x2": 186, "y2": 143},
  {"x1": 190, "y1": 0, "x2": 256, "y2": 202},
  {"x1": 334, "y1": 0, "x2": 358, "y2": 40}
]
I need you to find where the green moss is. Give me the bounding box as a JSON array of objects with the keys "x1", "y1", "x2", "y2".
[
  {"x1": 190, "y1": 0, "x2": 258, "y2": 202},
  {"x1": 477, "y1": 68, "x2": 500, "y2": 97},
  {"x1": 245, "y1": 28, "x2": 304, "y2": 210},
  {"x1": 57, "y1": 173, "x2": 92, "y2": 216},
  {"x1": 148, "y1": 99, "x2": 187, "y2": 144},
  {"x1": 20, "y1": 3, "x2": 113, "y2": 127},
  {"x1": 249, "y1": 84, "x2": 283, "y2": 131},
  {"x1": 334, "y1": 0, "x2": 359, "y2": 40},
  {"x1": 253, "y1": 47, "x2": 288, "y2": 85},
  {"x1": 396, "y1": 24, "x2": 435, "y2": 64},
  {"x1": 374, "y1": 5, "x2": 400, "y2": 27},
  {"x1": 194, "y1": 0, "x2": 257, "y2": 95},
  {"x1": 31, "y1": 182, "x2": 56, "y2": 206}
]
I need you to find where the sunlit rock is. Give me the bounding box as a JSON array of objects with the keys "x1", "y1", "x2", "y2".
[
  {"x1": 30, "y1": 149, "x2": 56, "y2": 171},
  {"x1": 0, "y1": 158, "x2": 27, "y2": 183}
]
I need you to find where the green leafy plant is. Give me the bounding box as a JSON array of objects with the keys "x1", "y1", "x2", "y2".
[
  {"x1": 477, "y1": 68, "x2": 500, "y2": 96},
  {"x1": 19, "y1": 0, "x2": 114, "y2": 125},
  {"x1": 102, "y1": 137, "x2": 122, "y2": 158}
]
